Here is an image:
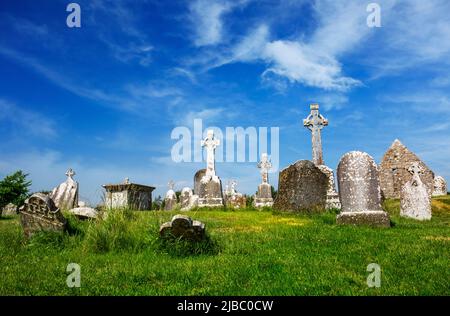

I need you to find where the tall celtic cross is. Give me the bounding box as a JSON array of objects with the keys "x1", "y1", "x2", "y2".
[
  {"x1": 201, "y1": 129, "x2": 220, "y2": 181},
  {"x1": 303, "y1": 103, "x2": 328, "y2": 166},
  {"x1": 257, "y1": 153, "x2": 272, "y2": 184},
  {"x1": 407, "y1": 162, "x2": 423, "y2": 186}
]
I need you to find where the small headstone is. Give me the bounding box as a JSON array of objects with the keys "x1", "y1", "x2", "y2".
[
  {"x1": 180, "y1": 187, "x2": 198, "y2": 210},
  {"x1": 254, "y1": 153, "x2": 274, "y2": 208},
  {"x1": 103, "y1": 178, "x2": 155, "y2": 210},
  {"x1": 193, "y1": 169, "x2": 206, "y2": 195},
  {"x1": 336, "y1": 151, "x2": 390, "y2": 227},
  {"x1": 68, "y1": 206, "x2": 98, "y2": 220},
  {"x1": 432, "y1": 176, "x2": 447, "y2": 196},
  {"x1": 2, "y1": 203, "x2": 18, "y2": 216},
  {"x1": 273, "y1": 160, "x2": 328, "y2": 212},
  {"x1": 317, "y1": 165, "x2": 341, "y2": 209},
  {"x1": 198, "y1": 130, "x2": 224, "y2": 207},
  {"x1": 224, "y1": 180, "x2": 246, "y2": 209},
  {"x1": 49, "y1": 168, "x2": 79, "y2": 210},
  {"x1": 159, "y1": 214, "x2": 206, "y2": 241},
  {"x1": 164, "y1": 180, "x2": 178, "y2": 211},
  {"x1": 400, "y1": 163, "x2": 432, "y2": 220},
  {"x1": 19, "y1": 193, "x2": 67, "y2": 238}
]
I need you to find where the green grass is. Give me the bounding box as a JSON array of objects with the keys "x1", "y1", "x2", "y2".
[{"x1": 0, "y1": 197, "x2": 449, "y2": 296}]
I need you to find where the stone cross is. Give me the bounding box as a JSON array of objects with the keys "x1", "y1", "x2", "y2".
[
  {"x1": 257, "y1": 153, "x2": 272, "y2": 184},
  {"x1": 168, "y1": 180, "x2": 175, "y2": 190},
  {"x1": 201, "y1": 129, "x2": 220, "y2": 181},
  {"x1": 124, "y1": 177, "x2": 130, "y2": 184},
  {"x1": 65, "y1": 168, "x2": 75, "y2": 179},
  {"x1": 303, "y1": 103, "x2": 328, "y2": 166},
  {"x1": 407, "y1": 162, "x2": 423, "y2": 186}
]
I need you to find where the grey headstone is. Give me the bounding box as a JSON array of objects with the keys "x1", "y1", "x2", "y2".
[
  {"x1": 432, "y1": 176, "x2": 447, "y2": 197},
  {"x1": 19, "y1": 193, "x2": 67, "y2": 238},
  {"x1": 194, "y1": 169, "x2": 206, "y2": 195},
  {"x1": 336, "y1": 151, "x2": 390, "y2": 227},
  {"x1": 273, "y1": 160, "x2": 328, "y2": 212}
]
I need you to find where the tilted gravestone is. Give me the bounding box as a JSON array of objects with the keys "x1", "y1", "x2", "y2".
[
  {"x1": 50, "y1": 168, "x2": 79, "y2": 210},
  {"x1": 401, "y1": 162, "x2": 432, "y2": 220},
  {"x1": 68, "y1": 206, "x2": 99, "y2": 220},
  {"x1": 336, "y1": 151, "x2": 390, "y2": 227},
  {"x1": 159, "y1": 214, "x2": 206, "y2": 241},
  {"x1": 273, "y1": 160, "x2": 328, "y2": 212},
  {"x1": 19, "y1": 193, "x2": 67, "y2": 238}
]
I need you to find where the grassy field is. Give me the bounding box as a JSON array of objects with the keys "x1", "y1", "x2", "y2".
[{"x1": 0, "y1": 196, "x2": 449, "y2": 296}]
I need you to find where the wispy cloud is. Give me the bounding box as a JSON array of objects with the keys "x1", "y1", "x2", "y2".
[{"x1": 0, "y1": 99, "x2": 56, "y2": 138}]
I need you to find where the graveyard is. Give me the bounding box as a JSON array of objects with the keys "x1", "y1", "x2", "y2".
[
  {"x1": 0, "y1": 197, "x2": 449, "y2": 295},
  {"x1": 1, "y1": 1, "x2": 449, "y2": 300}
]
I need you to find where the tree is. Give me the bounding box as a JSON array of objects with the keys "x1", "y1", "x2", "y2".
[{"x1": 0, "y1": 170, "x2": 32, "y2": 209}]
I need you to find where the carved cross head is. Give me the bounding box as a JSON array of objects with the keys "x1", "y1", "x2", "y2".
[
  {"x1": 65, "y1": 168, "x2": 75, "y2": 178},
  {"x1": 407, "y1": 162, "x2": 423, "y2": 176}
]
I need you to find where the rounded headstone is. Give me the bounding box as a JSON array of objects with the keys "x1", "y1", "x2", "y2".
[{"x1": 273, "y1": 160, "x2": 328, "y2": 212}]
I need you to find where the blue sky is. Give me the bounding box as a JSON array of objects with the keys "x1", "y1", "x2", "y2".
[{"x1": 0, "y1": 0, "x2": 449, "y2": 204}]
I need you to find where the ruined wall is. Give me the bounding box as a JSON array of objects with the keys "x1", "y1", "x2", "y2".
[{"x1": 379, "y1": 139, "x2": 434, "y2": 199}]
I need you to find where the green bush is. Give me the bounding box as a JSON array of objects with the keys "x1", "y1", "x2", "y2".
[{"x1": 0, "y1": 170, "x2": 31, "y2": 209}]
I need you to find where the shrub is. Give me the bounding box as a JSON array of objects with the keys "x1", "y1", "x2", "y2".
[{"x1": 0, "y1": 170, "x2": 31, "y2": 209}]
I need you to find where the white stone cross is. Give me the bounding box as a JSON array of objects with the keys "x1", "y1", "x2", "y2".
[
  {"x1": 303, "y1": 103, "x2": 328, "y2": 166},
  {"x1": 257, "y1": 153, "x2": 272, "y2": 184},
  {"x1": 407, "y1": 162, "x2": 424, "y2": 186},
  {"x1": 124, "y1": 177, "x2": 130, "y2": 184},
  {"x1": 168, "y1": 180, "x2": 175, "y2": 190},
  {"x1": 65, "y1": 168, "x2": 75, "y2": 179},
  {"x1": 201, "y1": 129, "x2": 220, "y2": 182}
]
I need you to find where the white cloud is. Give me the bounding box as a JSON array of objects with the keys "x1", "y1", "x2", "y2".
[{"x1": 189, "y1": 0, "x2": 233, "y2": 46}]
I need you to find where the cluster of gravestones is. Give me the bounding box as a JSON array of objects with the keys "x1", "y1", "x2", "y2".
[{"x1": 8, "y1": 103, "x2": 448, "y2": 239}]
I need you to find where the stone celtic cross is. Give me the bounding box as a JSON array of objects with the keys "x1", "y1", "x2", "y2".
[
  {"x1": 65, "y1": 168, "x2": 75, "y2": 179},
  {"x1": 257, "y1": 153, "x2": 272, "y2": 184},
  {"x1": 201, "y1": 129, "x2": 220, "y2": 181},
  {"x1": 303, "y1": 103, "x2": 328, "y2": 166},
  {"x1": 407, "y1": 162, "x2": 423, "y2": 186}
]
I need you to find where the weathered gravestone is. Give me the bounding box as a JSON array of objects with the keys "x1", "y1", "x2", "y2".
[
  {"x1": 198, "y1": 130, "x2": 224, "y2": 207},
  {"x1": 180, "y1": 187, "x2": 198, "y2": 210},
  {"x1": 224, "y1": 180, "x2": 246, "y2": 209},
  {"x1": 164, "y1": 180, "x2": 178, "y2": 211},
  {"x1": 103, "y1": 178, "x2": 155, "y2": 210},
  {"x1": 2, "y1": 203, "x2": 18, "y2": 216},
  {"x1": 254, "y1": 153, "x2": 274, "y2": 208},
  {"x1": 380, "y1": 139, "x2": 434, "y2": 198},
  {"x1": 273, "y1": 160, "x2": 328, "y2": 212},
  {"x1": 400, "y1": 162, "x2": 432, "y2": 220},
  {"x1": 19, "y1": 193, "x2": 67, "y2": 238},
  {"x1": 193, "y1": 169, "x2": 206, "y2": 195},
  {"x1": 159, "y1": 214, "x2": 206, "y2": 241},
  {"x1": 49, "y1": 168, "x2": 79, "y2": 210},
  {"x1": 336, "y1": 151, "x2": 390, "y2": 227},
  {"x1": 317, "y1": 165, "x2": 341, "y2": 209},
  {"x1": 432, "y1": 176, "x2": 447, "y2": 197}
]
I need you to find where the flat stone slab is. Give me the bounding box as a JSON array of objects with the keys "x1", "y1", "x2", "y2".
[
  {"x1": 336, "y1": 211, "x2": 390, "y2": 227},
  {"x1": 68, "y1": 207, "x2": 98, "y2": 220},
  {"x1": 159, "y1": 214, "x2": 206, "y2": 241}
]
